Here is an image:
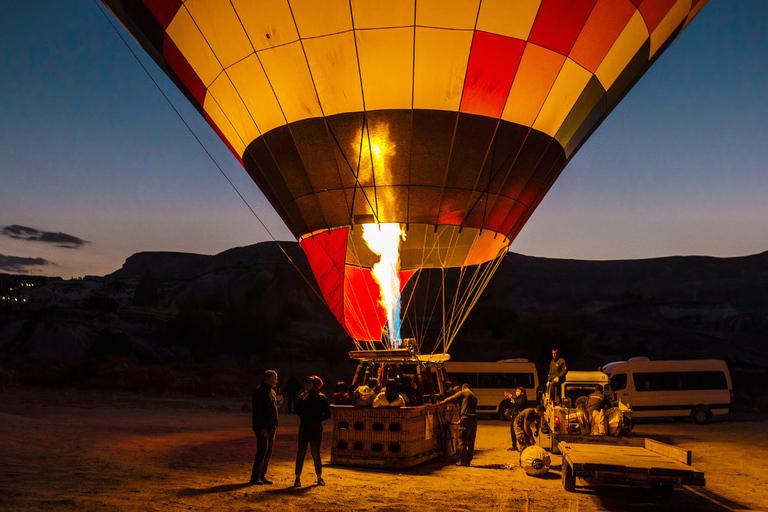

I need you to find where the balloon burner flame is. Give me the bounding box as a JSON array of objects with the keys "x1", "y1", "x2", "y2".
[{"x1": 362, "y1": 223, "x2": 406, "y2": 349}]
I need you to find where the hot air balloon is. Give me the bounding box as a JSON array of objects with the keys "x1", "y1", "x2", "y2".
[{"x1": 101, "y1": 0, "x2": 709, "y2": 357}]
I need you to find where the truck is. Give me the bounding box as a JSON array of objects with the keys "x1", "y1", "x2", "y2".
[
  {"x1": 536, "y1": 370, "x2": 706, "y2": 495},
  {"x1": 536, "y1": 370, "x2": 633, "y2": 454}
]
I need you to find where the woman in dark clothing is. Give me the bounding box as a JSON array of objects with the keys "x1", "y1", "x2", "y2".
[{"x1": 293, "y1": 375, "x2": 331, "y2": 487}]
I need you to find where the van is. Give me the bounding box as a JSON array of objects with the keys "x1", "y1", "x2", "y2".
[
  {"x1": 602, "y1": 357, "x2": 734, "y2": 424},
  {"x1": 443, "y1": 359, "x2": 539, "y2": 419}
]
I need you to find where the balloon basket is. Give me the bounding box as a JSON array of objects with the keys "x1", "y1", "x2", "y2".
[{"x1": 329, "y1": 403, "x2": 457, "y2": 468}]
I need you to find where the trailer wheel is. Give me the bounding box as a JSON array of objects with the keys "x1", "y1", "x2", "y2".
[
  {"x1": 691, "y1": 407, "x2": 711, "y2": 425},
  {"x1": 562, "y1": 461, "x2": 575, "y2": 492}
]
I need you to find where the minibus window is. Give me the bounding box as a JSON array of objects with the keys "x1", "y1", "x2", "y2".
[
  {"x1": 477, "y1": 372, "x2": 534, "y2": 389},
  {"x1": 448, "y1": 372, "x2": 477, "y2": 388},
  {"x1": 611, "y1": 373, "x2": 627, "y2": 391},
  {"x1": 633, "y1": 371, "x2": 728, "y2": 391}
]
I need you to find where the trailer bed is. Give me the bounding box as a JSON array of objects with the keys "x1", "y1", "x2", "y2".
[{"x1": 559, "y1": 438, "x2": 705, "y2": 495}]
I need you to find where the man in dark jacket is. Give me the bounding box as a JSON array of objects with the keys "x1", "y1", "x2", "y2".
[
  {"x1": 293, "y1": 375, "x2": 331, "y2": 487},
  {"x1": 251, "y1": 370, "x2": 278, "y2": 485},
  {"x1": 439, "y1": 383, "x2": 478, "y2": 466},
  {"x1": 547, "y1": 348, "x2": 567, "y2": 405}
]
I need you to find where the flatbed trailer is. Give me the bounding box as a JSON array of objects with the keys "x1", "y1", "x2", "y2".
[{"x1": 559, "y1": 438, "x2": 705, "y2": 496}]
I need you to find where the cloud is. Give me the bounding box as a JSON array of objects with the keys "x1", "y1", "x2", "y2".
[
  {"x1": 1, "y1": 225, "x2": 90, "y2": 249},
  {"x1": 0, "y1": 254, "x2": 55, "y2": 273}
]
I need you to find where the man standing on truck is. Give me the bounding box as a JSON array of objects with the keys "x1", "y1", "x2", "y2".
[
  {"x1": 439, "y1": 383, "x2": 478, "y2": 466},
  {"x1": 547, "y1": 348, "x2": 567, "y2": 405},
  {"x1": 513, "y1": 405, "x2": 546, "y2": 454}
]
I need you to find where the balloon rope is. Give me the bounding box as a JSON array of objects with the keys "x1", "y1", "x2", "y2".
[
  {"x1": 93, "y1": 0, "x2": 330, "y2": 307},
  {"x1": 442, "y1": 250, "x2": 507, "y2": 354}
]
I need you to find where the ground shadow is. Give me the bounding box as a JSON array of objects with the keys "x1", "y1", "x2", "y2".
[
  {"x1": 573, "y1": 484, "x2": 748, "y2": 512},
  {"x1": 177, "y1": 482, "x2": 253, "y2": 496}
]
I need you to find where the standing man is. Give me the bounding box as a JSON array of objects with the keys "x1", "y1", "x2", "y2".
[
  {"x1": 513, "y1": 405, "x2": 546, "y2": 455},
  {"x1": 547, "y1": 348, "x2": 567, "y2": 405},
  {"x1": 251, "y1": 369, "x2": 278, "y2": 485},
  {"x1": 506, "y1": 386, "x2": 528, "y2": 450},
  {"x1": 293, "y1": 375, "x2": 331, "y2": 487},
  {"x1": 439, "y1": 383, "x2": 478, "y2": 467}
]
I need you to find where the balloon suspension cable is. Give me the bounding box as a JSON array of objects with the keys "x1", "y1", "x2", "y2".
[{"x1": 94, "y1": 0, "x2": 327, "y2": 306}]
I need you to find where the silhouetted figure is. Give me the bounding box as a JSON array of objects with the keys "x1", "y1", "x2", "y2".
[
  {"x1": 283, "y1": 375, "x2": 301, "y2": 414},
  {"x1": 251, "y1": 370, "x2": 278, "y2": 485},
  {"x1": 293, "y1": 376, "x2": 331, "y2": 487}
]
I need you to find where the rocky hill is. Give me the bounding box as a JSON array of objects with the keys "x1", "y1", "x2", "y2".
[{"x1": 1, "y1": 243, "x2": 767, "y2": 410}]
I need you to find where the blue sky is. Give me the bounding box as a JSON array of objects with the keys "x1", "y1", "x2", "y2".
[{"x1": 1, "y1": 0, "x2": 766, "y2": 279}]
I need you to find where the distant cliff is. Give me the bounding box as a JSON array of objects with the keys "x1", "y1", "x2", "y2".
[{"x1": 2, "y1": 243, "x2": 767, "y2": 409}]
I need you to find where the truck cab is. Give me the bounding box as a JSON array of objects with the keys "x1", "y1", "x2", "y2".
[{"x1": 536, "y1": 371, "x2": 632, "y2": 453}]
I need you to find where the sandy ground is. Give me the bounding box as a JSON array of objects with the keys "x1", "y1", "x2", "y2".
[{"x1": 1, "y1": 388, "x2": 766, "y2": 512}]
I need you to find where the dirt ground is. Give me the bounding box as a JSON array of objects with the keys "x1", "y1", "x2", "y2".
[{"x1": 1, "y1": 388, "x2": 766, "y2": 512}]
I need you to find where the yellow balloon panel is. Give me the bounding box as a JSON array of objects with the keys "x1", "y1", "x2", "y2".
[
  {"x1": 221, "y1": 54, "x2": 285, "y2": 137},
  {"x1": 183, "y1": 0, "x2": 252, "y2": 69},
  {"x1": 533, "y1": 58, "x2": 592, "y2": 138},
  {"x1": 501, "y1": 42, "x2": 565, "y2": 128},
  {"x1": 650, "y1": 0, "x2": 692, "y2": 58},
  {"x1": 476, "y1": 0, "x2": 541, "y2": 40},
  {"x1": 356, "y1": 27, "x2": 414, "y2": 111},
  {"x1": 595, "y1": 11, "x2": 649, "y2": 93},
  {"x1": 416, "y1": 0, "x2": 480, "y2": 30},
  {"x1": 290, "y1": 0, "x2": 353, "y2": 39},
  {"x1": 257, "y1": 42, "x2": 323, "y2": 124},
  {"x1": 203, "y1": 90, "x2": 247, "y2": 156},
  {"x1": 303, "y1": 32, "x2": 364, "y2": 116},
  {"x1": 413, "y1": 28, "x2": 472, "y2": 111},
  {"x1": 233, "y1": 0, "x2": 299, "y2": 51},
  {"x1": 206, "y1": 73, "x2": 261, "y2": 150},
  {"x1": 351, "y1": 0, "x2": 415, "y2": 29},
  {"x1": 166, "y1": 7, "x2": 222, "y2": 87}
]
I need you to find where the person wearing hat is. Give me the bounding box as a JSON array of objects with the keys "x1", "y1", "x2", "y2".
[
  {"x1": 354, "y1": 384, "x2": 376, "y2": 406},
  {"x1": 294, "y1": 375, "x2": 331, "y2": 487},
  {"x1": 353, "y1": 378, "x2": 378, "y2": 407}
]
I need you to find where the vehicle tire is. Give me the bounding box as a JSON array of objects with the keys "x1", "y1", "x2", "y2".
[
  {"x1": 563, "y1": 461, "x2": 575, "y2": 492},
  {"x1": 691, "y1": 407, "x2": 710, "y2": 425},
  {"x1": 499, "y1": 403, "x2": 515, "y2": 422}
]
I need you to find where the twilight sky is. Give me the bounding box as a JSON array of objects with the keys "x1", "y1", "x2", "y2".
[{"x1": 1, "y1": 1, "x2": 766, "y2": 279}]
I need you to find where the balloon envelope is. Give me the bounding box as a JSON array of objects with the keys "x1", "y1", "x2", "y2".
[{"x1": 102, "y1": 0, "x2": 708, "y2": 345}]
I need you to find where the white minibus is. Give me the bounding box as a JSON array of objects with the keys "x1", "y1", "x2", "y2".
[
  {"x1": 443, "y1": 359, "x2": 539, "y2": 419},
  {"x1": 602, "y1": 357, "x2": 733, "y2": 424}
]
